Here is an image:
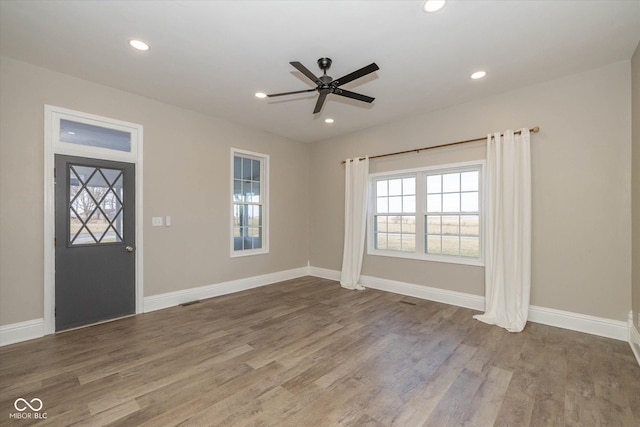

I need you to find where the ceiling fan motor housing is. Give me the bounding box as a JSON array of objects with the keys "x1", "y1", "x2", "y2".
[{"x1": 317, "y1": 57, "x2": 332, "y2": 72}]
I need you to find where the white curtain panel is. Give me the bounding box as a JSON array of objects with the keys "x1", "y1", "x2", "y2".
[
  {"x1": 340, "y1": 156, "x2": 369, "y2": 290},
  {"x1": 474, "y1": 129, "x2": 531, "y2": 332}
]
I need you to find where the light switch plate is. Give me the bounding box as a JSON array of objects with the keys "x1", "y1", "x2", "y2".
[
  {"x1": 152, "y1": 216, "x2": 163, "y2": 226},
  {"x1": 165, "y1": 216, "x2": 171, "y2": 227}
]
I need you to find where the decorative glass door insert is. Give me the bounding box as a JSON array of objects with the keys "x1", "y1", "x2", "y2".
[{"x1": 68, "y1": 164, "x2": 124, "y2": 245}]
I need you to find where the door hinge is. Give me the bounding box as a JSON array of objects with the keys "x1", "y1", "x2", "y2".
[
  {"x1": 54, "y1": 237, "x2": 56, "y2": 247},
  {"x1": 54, "y1": 307, "x2": 56, "y2": 317}
]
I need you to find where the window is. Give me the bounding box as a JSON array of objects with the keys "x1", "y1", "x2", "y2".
[
  {"x1": 369, "y1": 161, "x2": 483, "y2": 265},
  {"x1": 231, "y1": 149, "x2": 269, "y2": 256},
  {"x1": 60, "y1": 119, "x2": 132, "y2": 152},
  {"x1": 69, "y1": 164, "x2": 125, "y2": 245},
  {"x1": 425, "y1": 170, "x2": 480, "y2": 257},
  {"x1": 375, "y1": 176, "x2": 416, "y2": 252}
]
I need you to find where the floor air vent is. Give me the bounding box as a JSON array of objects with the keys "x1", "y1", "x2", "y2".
[{"x1": 180, "y1": 300, "x2": 201, "y2": 307}]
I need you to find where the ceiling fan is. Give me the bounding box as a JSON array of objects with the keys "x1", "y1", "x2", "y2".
[{"x1": 265, "y1": 58, "x2": 379, "y2": 114}]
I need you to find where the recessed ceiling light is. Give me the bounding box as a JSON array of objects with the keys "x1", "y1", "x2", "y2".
[
  {"x1": 325, "y1": 118, "x2": 335, "y2": 124},
  {"x1": 470, "y1": 71, "x2": 487, "y2": 80},
  {"x1": 255, "y1": 92, "x2": 267, "y2": 99},
  {"x1": 67, "y1": 131, "x2": 76, "y2": 135},
  {"x1": 129, "y1": 39, "x2": 150, "y2": 51},
  {"x1": 423, "y1": 0, "x2": 446, "y2": 13}
]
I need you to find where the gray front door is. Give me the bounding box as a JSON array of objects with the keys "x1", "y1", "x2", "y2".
[{"x1": 55, "y1": 155, "x2": 135, "y2": 331}]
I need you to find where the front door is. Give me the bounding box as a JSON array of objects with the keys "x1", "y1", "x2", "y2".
[{"x1": 55, "y1": 154, "x2": 135, "y2": 331}]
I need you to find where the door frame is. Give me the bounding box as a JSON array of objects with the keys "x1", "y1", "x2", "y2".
[{"x1": 44, "y1": 105, "x2": 144, "y2": 335}]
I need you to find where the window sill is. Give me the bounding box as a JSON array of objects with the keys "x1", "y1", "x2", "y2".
[
  {"x1": 367, "y1": 249, "x2": 484, "y2": 267},
  {"x1": 230, "y1": 248, "x2": 269, "y2": 258}
]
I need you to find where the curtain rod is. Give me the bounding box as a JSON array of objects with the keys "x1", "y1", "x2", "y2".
[{"x1": 341, "y1": 126, "x2": 540, "y2": 164}]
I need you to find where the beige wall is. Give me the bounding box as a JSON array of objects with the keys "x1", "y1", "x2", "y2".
[
  {"x1": 632, "y1": 43, "x2": 640, "y2": 331},
  {"x1": 0, "y1": 56, "x2": 310, "y2": 326},
  {"x1": 309, "y1": 61, "x2": 632, "y2": 321},
  {"x1": 0, "y1": 55, "x2": 634, "y2": 327}
]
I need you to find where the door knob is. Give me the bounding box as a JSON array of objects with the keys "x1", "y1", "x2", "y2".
[{"x1": 125, "y1": 246, "x2": 135, "y2": 252}]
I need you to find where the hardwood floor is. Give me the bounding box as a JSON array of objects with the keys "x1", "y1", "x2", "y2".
[{"x1": 1, "y1": 276, "x2": 638, "y2": 426}]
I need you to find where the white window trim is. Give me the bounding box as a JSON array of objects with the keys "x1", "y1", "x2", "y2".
[
  {"x1": 44, "y1": 105, "x2": 144, "y2": 335},
  {"x1": 230, "y1": 148, "x2": 269, "y2": 257},
  {"x1": 367, "y1": 160, "x2": 485, "y2": 267}
]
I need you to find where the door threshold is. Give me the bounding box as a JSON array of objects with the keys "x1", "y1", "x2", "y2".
[{"x1": 55, "y1": 314, "x2": 136, "y2": 334}]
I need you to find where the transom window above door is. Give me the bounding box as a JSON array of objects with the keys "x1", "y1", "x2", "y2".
[
  {"x1": 60, "y1": 119, "x2": 132, "y2": 152},
  {"x1": 51, "y1": 109, "x2": 140, "y2": 164}
]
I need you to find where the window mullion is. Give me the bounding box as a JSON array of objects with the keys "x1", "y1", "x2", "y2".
[
  {"x1": 415, "y1": 172, "x2": 425, "y2": 254},
  {"x1": 368, "y1": 176, "x2": 376, "y2": 254}
]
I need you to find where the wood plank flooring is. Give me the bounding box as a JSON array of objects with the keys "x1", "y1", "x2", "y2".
[{"x1": 1, "y1": 276, "x2": 638, "y2": 426}]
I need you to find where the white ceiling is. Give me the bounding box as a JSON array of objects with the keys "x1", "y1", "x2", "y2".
[{"x1": 1, "y1": 1, "x2": 639, "y2": 143}]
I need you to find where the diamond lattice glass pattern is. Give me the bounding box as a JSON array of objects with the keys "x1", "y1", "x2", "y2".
[{"x1": 69, "y1": 165, "x2": 124, "y2": 245}]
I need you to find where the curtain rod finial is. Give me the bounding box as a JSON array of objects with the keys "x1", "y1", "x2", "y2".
[{"x1": 531, "y1": 126, "x2": 540, "y2": 133}]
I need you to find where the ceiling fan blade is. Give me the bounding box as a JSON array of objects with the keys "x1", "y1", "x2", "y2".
[
  {"x1": 266, "y1": 88, "x2": 316, "y2": 98},
  {"x1": 290, "y1": 61, "x2": 321, "y2": 84},
  {"x1": 313, "y1": 92, "x2": 328, "y2": 114},
  {"x1": 333, "y1": 63, "x2": 379, "y2": 87},
  {"x1": 334, "y1": 89, "x2": 375, "y2": 103}
]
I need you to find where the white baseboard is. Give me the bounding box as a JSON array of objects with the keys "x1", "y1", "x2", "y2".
[
  {"x1": 308, "y1": 267, "x2": 629, "y2": 341},
  {"x1": 527, "y1": 304, "x2": 628, "y2": 341},
  {"x1": 360, "y1": 274, "x2": 485, "y2": 311},
  {"x1": 144, "y1": 266, "x2": 309, "y2": 313},
  {"x1": 629, "y1": 313, "x2": 640, "y2": 366},
  {"x1": 0, "y1": 318, "x2": 44, "y2": 347},
  {"x1": 308, "y1": 266, "x2": 341, "y2": 281}
]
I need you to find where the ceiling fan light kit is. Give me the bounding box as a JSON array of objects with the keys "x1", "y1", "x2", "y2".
[{"x1": 265, "y1": 57, "x2": 379, "y2": 114}]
